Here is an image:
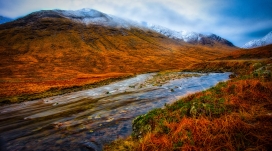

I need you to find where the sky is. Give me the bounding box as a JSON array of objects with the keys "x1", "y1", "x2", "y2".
[{"x1": 0, "y1": 0, "x2": 272, "y2": 47}]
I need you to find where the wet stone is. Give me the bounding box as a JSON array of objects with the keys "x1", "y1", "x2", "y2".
[
  {"x1": 120, "y1": 126, "x2": 128, "y2": 134},
  {"x1": 80, "y1": 141, "x2": 102, "y2": 151},
  {"x1": 93, "y1": 131, "x2": 105, "y2": 136}
]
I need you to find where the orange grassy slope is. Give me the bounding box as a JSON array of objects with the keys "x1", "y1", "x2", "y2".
[
  {"x1": 220, "y1": 44, "x2": 272, "y2": 60},
  {"x1": 0, "y1": 15, "x2": 236, "y2": 98}
]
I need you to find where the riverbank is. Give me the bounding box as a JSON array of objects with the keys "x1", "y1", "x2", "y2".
[
  {"x1": 0, "y1": 73, "x2": 134, "y2": 105},
  {"x1": 0, "y1": 71, "x2": 214, "y2": 105},
  {"x1": 104, "y1": 60, "x2": 272, "y2": 151}
]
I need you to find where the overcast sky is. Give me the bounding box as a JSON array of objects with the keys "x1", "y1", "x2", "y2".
[{"x1": 0, "y1": 0, "x2": 272, "y2": 47}]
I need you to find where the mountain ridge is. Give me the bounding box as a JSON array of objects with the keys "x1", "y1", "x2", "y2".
[
  {"x1": 6, "y1": 8, "x2": 235, "y2": 47},
  {"x1": 145, "y1": 24, "x2": 235, "y2": 47},
  {"x1": 10, "y1": 9, "x2": 142, "y2": 29},
  {"x1": 0, "y1": 16, "x2": 13, "y2": 24},
  {"x1": 242, "y1": 31, "x2": 272, "y2": 48}
]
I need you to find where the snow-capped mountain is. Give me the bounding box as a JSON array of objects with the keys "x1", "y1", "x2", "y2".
[
  {"x1": 8, "y1": 8, "x2": 235, "y2": 47},
  {"x1": 146, "y1": 24, "x2": 199, "y2": 42},
  {"x1": 242, "y1": 31, "x2": 272, "y2": 49},
  {"x1": 0, "y1": 16, "x2": 13, "y2": 24},
  {"x1": 54, "y1": 8, "x2": 142, "y2": 28},
  {"x1": 145, "y1": 24, "x2": 235, "y2": 47},
  {"x1": 20, "y1": 8, "x2": 141, "y2": 29}
]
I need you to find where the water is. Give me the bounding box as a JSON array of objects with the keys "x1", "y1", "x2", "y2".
[{"x1": 0, "y1": 72, "x2": 231, "y2": 151}]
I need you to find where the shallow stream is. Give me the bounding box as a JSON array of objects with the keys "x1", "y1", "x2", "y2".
[{"x1": 0, "y1": 72, "x2": 231, "y2": 151}]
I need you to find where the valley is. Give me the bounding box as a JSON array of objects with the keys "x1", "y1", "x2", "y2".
[
  {"x1": 0, "y1": 9, "x2": 235, "y2": 104},
  {"x1": 0, "y1": 8, "x2": 271, "y2": 151}
]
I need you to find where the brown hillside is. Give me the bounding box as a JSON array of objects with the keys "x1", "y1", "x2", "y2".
[
  {"x1": 220, "y1": 44, "x2": 272, "y2": 60},
  {"x1": 0, "y1": 13, "x2": 236, "y2": 98}
]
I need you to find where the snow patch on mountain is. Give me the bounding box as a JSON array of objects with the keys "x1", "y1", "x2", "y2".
[
  {"x1": 144, "y1": 23, "x2": 229, "y2": 45},
  {"x1": 146, "y1": 24, "x2": 234, "y2": 47},
  {"x1": 145, "y1": 24, "x2": 199, "y2": 42},
  {"x1": 242, "y1": 31, "x2": 272, "y2": 49},
  {"x1": 53, "y1": 8, "x2": 141, "y2": 28}
]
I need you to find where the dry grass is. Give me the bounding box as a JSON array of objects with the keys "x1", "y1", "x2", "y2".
[
  {"x1": 0, "y1": 72, "x2": 131, "y2": 97},
  {"x1": 105, "y1": 60, "x2": 272, "y2": 151},
  {"x1": 221, "y1": 44, "x2": 272, "y2": 60},
  {"x1": 0, "y1": 73, "x2": 133, "y2": 104}
]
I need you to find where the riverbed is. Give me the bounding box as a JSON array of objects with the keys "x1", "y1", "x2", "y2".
[{"x1": 0, "y1": 72, "x2": 231, "y2": 151}]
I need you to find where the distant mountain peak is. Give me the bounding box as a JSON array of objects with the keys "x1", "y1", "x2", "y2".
[
  {"x1": 53, "y1": 8, "x2": 107, "y2": 19},
  {"x1": 145, "y1": 24, "x2": 235, "y2": 47},
  {"x1": 52, "y1": 8, "x2": 142, "y2": 28},
  {"x1": 242, "y1": 31, "x2": 272, "y2": 49},
  {"x1": 13, "y1": 8, "x2": 141, "y2": 29},
  {"x1": 0, "y1": 16, "x2": 13, "y2": 24}
]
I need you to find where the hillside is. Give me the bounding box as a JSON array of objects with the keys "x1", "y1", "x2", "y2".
[
  {"x1": 0, "y1": 9, "x2": 236, "y2": 101},
  {"x1": 224, "y1": 44, "x2": 272, "y2": 60}
]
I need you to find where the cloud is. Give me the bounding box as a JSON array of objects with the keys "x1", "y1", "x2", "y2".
[{"x1": 0, "y1": 0, "x2": 271, "y2": 46}]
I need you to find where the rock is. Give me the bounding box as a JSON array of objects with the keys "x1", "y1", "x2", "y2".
[
  {"x1": 94, "y1": 115, "x2": 101, "y2": 119},
  {"x1": 229, "y1": 74, "x2": 236, "y2": 78},
  {"x1": 80, "y1": 141, "x2": 102, "y2": 151},
  {"x1": 0, "y1": 136, "x2": 6, "y2": 151},
  {"x1": 253, "y1": 63, "x2": 262, "y2": 69},
  {"x1": 53, "y1": 102, "x2": 59, "y2": 106},
  {"x1": 119, "y1": 110, "x2": 127, "y2": 113},
  {"x1": 262, "y1": 70, "x2": 271, "y2": 79},
  {"x1": 106, "y1": 117, "x2": 114, "y2": 122}
]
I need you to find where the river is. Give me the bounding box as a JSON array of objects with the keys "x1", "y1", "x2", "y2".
[{"x1": 0, "y1": 72, "x2": 231, "y2": 151}]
